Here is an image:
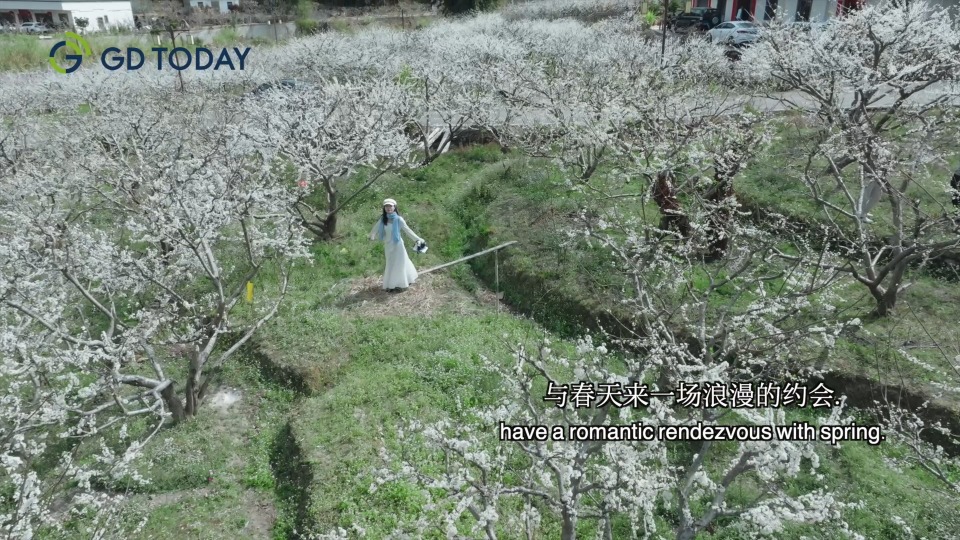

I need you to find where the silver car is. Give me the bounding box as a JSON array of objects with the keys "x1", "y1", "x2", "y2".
[
  {"x1": 18, "y1": 22, "x2": 52, "y2": 33},
  {"x1": 707, "y1": 21, "x2": 760, "y2": 46}
]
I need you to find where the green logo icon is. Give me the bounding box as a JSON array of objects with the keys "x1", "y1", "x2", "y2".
[{"x1": 50, "y1": 32, "x2": 93, "y2": 74}]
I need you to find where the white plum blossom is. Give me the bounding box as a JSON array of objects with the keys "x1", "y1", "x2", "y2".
[{"x1": 739, "y1": 0, "x2": 960, "y2": 317}]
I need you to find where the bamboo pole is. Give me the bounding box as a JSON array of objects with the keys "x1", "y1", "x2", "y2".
[
  {"x1": 495, "y1": 249, "x2": 500, "y2": 316},
  {"x1": 419, "y1": 241, "x2": 518, "y2": 275}
]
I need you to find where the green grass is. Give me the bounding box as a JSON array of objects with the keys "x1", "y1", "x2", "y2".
[
  {"x1": 0, "y1": 35, "x2": 49, "y2": 71},
  {"x1": 328, "y1": 19, "x2": 354, "y2": 34},
  {"x1": 212, "y1": 28, "x2": 243, "y2": 48},
  {"x1": 737, "y1": 113, "x2": 960, "y2": 240},
  {"x1": 36, "y1": 351, "x2": 295, "y2": 540},
  {"x1": 249, "y1": 146, "x2": 960, "y2": 537},
  {"x1": 288, "y1": 312, "x2": 546, "y2": 536},
  {"x1": 20, "y1": 142, "x2": 960, "y2": 539}
]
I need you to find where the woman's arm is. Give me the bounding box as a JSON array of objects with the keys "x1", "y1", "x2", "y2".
[
  {"x1": 369, "y1": 220, "x2": 380, "y2": 241},
  {"x1": 399, "y1": 218, "x2": 422, "y2": 243}
]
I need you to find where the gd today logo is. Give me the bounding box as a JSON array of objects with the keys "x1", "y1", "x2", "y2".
[
  {"x1": 48, "y1": 32, "x2": 250, "y2": 74},
  {"x1": 49, "y1": 32, "x2": 92, "y2": 74}
]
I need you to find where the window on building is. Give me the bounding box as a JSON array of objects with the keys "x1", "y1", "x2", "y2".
[
  {"x1": 836, "y1": 0, "x2": 864, "y2": 17},
  {"x1": 764, "y1": 0, "x2": 778, "y2": 20},
  {"x1": 733, "y1": 0, "x2": 752, "y2": 20},
  {"x1": 795, "y1": 0, "x2": 812, "y2": 21},
  {"x1": 96, "y1": 16, "x2": 104, "y2": 29},
  {"x1": 227, "y1": 2, "x2": 234, "y2": 8}
]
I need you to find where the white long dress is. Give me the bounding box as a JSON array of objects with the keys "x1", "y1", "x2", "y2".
[{"x1": 369, "y1": 215, "x2": 423, "y2": 290}]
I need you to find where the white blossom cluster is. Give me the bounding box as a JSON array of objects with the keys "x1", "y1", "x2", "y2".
[
  {"x1": 738, "y1": 0, "x2": 960, "y2": 318},
  {"x1": 1, "y1": 1, "x2": 958, "y2": 537},
  {"x1": 0, "y1": 78, "x2": 311, "y2": 536},
  {"x1": 501, "y1": 0, "x2": 642, "y2": 22},
  {"x1": 366, "y1": 327, "x2": 864, "y2": 539}
]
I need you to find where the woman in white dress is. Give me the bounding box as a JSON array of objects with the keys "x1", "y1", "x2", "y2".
[{"x1": 369, "y1": 198, "x2": 425, "y2": 293}]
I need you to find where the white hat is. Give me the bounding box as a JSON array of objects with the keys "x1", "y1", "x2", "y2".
[{"x1": 383, "y1": 198, "x2": 397, "y2": 207}]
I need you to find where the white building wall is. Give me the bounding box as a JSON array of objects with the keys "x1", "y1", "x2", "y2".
[
  {"x1": 811, "y1": 0, "x2": 833, "y2": 20},
  {"x1": 0, "y1": 0, "x2": 133, "y2": 30},
  {"x1": 761, "y1": 0, "x2": 831, "y2": 21},
  {"x1": 778, "y1": 0, "x2": 796, "y2": 19},
  {"x1": 62, "y1": 1, "x2": 133, "y2": 30},
  {"x1": 0, "y1": 0, "x2": 66, "y2": 8},
  {"x1": 760, "y1": 0, "x2": 957, "y2": 22},
  {"x1": 187, "y1": 0, "x2": 237, "y2": 14}
]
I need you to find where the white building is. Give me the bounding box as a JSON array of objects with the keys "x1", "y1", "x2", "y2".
[
  {"x1": 0, "y1": 0, "x2": 135, "y2": 31},
  {"x1": 185, "y1": 0, "x2": 238, "y2": 15}
]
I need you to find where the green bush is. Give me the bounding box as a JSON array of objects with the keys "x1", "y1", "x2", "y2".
[
  {"x1": 295, "y1": 18, "x2": 320, "y2": 35},
  {"x1": 329, "y1": 19, "x2": 352, "y2": 33},
  {"x1": 213, "y1": 27, "x2": 241, "y2": 47}
]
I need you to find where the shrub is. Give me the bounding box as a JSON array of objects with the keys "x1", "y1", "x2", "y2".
[
  {"x1": 295, "y1": 18, "x2": 320, "y2": 35},
  {"x1": 213, "y1": 27, "x2": 241, "y2": 47}
]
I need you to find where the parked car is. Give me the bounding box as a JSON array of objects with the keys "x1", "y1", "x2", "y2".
[
  {"x1": 707, "y1": 21, "x2": 760, "y2": 46},
  {"x1": 672, "y1": 7, "x2": 722, "y2": 32},
  {"x1": 18, "y1": 22, "x2": 52, "y2": 34}
]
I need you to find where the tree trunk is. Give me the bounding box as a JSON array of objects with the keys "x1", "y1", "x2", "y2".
[
  {"x1": 560, "y1": 509, "x2": 577, "y2": 540},
  {"x1": 322, "y1": 213, "x2": 337, "y2": 240},
  {"x1": 876, "y1": 289, "x2": 897, "y2": 316},
  {"x1": 652, "y1": 171, "x2": 691, "y2": 237},
  {"x1": 160, "y1": 382, "x2": 187, "y2": 423},
  {"x1": 601, "y1": 513, "x2": 613, "y2": 540},
  {"x1": 184, "y1": 367, "x2": 199, "y2": 416},
  {"x1": 871, "y1": 280, "x2": 901, "y2": 317},
  {"x1": 316, "y1": 177, "x2": 338, "y2": 240},
  {"x1": 166, "y1": 27, "x2": 185, "y2": 93},
  {"x1": 703, "y1": 165, "x2": 737, "y2": 261},
  {"x1": 183, "y1": 347, "x2": 203, "y2": 416},
  {"x1": 869, "y1": 260, "x2": 908, "y2": 317}
]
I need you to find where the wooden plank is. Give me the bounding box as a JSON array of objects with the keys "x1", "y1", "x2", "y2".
[
  {"x1": 437, "y1": 128, "x2": 451, "y2": 150},
  {"x1": 426, "y1": 127, "x2": 443, "y2": 147},
  {"x1": 419, "y1": 241, "x2": 518, "y2": 275}
]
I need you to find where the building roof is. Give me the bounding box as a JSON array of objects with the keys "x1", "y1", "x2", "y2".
[{"x1": 0, "y1": 0, "x2": 131, "y2": 3}]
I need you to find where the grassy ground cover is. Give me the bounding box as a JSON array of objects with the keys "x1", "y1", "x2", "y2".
[
  {"x1": 737, "y1": 112, "x2": 960, "y2": 240},
  {"x1": 450, "y1": 138, "x2": 960, "y2": 411},
  {"x1": 35, "y1": 349, "x2": 294, "y2": 540},
  {"x1": 32, "y1": 141, "x2": 960, "y2": 539},
  {"x1": 260, "y1": 145, "x2": 959, "y2": 537}
]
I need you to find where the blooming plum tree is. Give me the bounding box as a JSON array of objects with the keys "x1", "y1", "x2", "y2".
[
  {"x1": 0, "y1": 91, "x2": 310, "y2": 424},
  {"x1": 242, "y1": 80, "x2": 418, "y2": 240},
  {"x1": 739, "y1": 0, "x2": 960, "y2": 316}
]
